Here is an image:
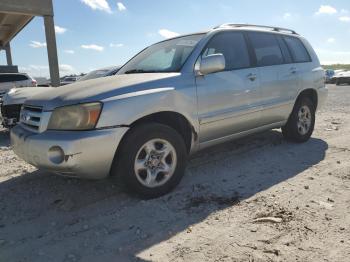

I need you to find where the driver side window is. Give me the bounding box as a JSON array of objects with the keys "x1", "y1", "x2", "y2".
[{"x1": 202, "y1": 32, "x2": 250, "y2": 70}]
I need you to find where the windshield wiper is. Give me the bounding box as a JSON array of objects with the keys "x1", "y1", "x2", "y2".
[{"x1": 124, "y1": 69, "x2": 160, "y2": 74}]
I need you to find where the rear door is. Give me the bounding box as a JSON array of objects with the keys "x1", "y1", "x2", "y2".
[
  {"x1": 196, "y1": 31, "x2": 261, "y2": 143},
  {"x1": 283, "y1": 36, "x2": 313, "y2": 95},
  {"x1": 247, "y1": 32, "x2": 298, "y2": 125}
]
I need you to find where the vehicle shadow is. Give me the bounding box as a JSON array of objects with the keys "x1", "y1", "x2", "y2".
[
  {"x1": 0, "y1": 128, "x2": 10, "y2": 147},
  {"x1": 0, "y1": 130, "x2": 328, "y2": 262}
]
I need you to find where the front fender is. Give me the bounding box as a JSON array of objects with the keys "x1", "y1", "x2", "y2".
[{"x1": 97, "y1": 87, "x2": 199, "y2": 133}]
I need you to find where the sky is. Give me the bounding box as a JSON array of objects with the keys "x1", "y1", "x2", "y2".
[{"x1": 1, "y1": 0, "x2": 350, "y2": 77}]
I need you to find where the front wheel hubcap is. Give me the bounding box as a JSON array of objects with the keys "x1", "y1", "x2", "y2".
[
  {"x1": 297, "y1": 105, "x2": 312, "y2": 135},
  {"x1": 134, "y1": 139, "x2": 177, "y2": 188}
]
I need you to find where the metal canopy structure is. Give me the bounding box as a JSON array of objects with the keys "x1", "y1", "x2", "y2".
[{"x1": 0, "y1": 0, "x2": 60, "y2": 86}]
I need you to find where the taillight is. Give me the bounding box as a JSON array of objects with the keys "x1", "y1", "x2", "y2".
[{"x1": 32, "y1": 80, "x2": 37, "y2": 87}]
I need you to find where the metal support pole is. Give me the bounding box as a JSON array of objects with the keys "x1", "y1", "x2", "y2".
[
  {"x1": 5, "y1": 43, "x2": 13, "y2": 66},
  {"x1": 44, "y1": 15, "x2": 60, "y2": 86}
]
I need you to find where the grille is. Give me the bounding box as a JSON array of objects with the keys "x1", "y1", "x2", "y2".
[
  {"x1": 1, "y1": 104, "x2": 22, "y2": 120},
  {"x1": 20, "y1": 105, "x2": 43, "y2": 132}
]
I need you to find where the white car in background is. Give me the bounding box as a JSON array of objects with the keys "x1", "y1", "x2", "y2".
[
  {"x1": 77, "y1": 66, "x2": 121, "y2": 82},
  {"x1": 1, "y1": 66, "x2": 120, "y2": 128},
  {"x1": 0, "y1": 73, "x2": 37, "y2": 104},
  {"x1": 329, "y1": 69, "x2": 348, "y2": 84},
  {"x1": 333, "y1": 70, "x2": 350, "y2": 85},
  {"x1": 60, "y1": 76, "x2": 79, "y2": 86}
]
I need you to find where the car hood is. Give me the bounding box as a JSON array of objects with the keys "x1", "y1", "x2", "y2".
[
  {"x1": 25, "y1": 73, "x2": 181, "y2": 111},
  {"x1": 2, "y1": 87, "x2": 55, "y2": 106}
]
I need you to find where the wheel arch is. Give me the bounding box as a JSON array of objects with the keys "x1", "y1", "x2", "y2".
[
  {"x1": 110, "y1": 111, "x2": 196, "y2": 177},
  {"x1": 128, "y1": 111, "x2": 196, "y2": 153},
  {"x1": 296, "y1": 88, "x2": 318, "y2": 110}
]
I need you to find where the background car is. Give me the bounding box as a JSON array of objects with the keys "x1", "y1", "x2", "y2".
[
  {"x1": 77, "y1": 66, "x2": 120, "y2": 82},
  {"x1": 325, "y1": 69, "x2": 335, "y2": 83},
  {"x1": 335, "y1": 71, "x2": 350, "y2": 85},
  {"x1": 1, "y1": 66, "x2": 120, "y2": 128},
  {"x1": 60, "y1": 76, "x2": 79, "y2": 86},
  {"x1": 0, "y1": 73, "x2": 37, "y2": 104},
  {"x1": 329, "y1": 69, "x2": 347, "y2": 84}
]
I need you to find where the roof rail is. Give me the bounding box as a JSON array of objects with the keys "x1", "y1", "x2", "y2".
[{"x1": 213, "y1": 23, "x2": 298, "y2": 35}]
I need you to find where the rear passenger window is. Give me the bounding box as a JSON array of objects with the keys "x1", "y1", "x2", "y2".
[
  {"x1": 202, "y1": 32, "x2": 250, "y2": 70},
  {"x1": 0, "y1": 75, "x2": 10, "y2": 83},
  {"x1": 0, "y1": 74, "x2": 27, "y2": 82},
  {"x1": 284, "y1": 37, "x2": 311, "y2": 63},
  {"x1": 5, "y1": 75, "x2": 17, "y2": 82},
  {"x1": 15, "y1": 75, "x2": 28, "y2": 81},
  {"x1": 277, "y1": 36, "x2": 293, "y2": 64},
  {"x1": 248, "y1": 32, "x2": 283, "y2": 67}
]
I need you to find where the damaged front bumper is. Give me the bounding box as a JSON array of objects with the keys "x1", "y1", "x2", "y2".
[
  {"x1": 10, "y1": 125, "x2": 129, "y2": 179},
  {"x1": 2, "y1": 117, "x2": 18, "y2": 128}
]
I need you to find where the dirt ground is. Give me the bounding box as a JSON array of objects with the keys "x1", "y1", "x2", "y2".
[{"x1": 0, "y1": 84, "x2": 349, "y2": 262}]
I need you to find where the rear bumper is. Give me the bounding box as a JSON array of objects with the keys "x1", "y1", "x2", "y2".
[{"x1": 11, "y1": 125, "x2": 129, "y2": 179}]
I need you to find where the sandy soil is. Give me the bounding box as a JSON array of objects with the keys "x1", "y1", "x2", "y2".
[{"x1": 0, "y1": 84, "x2": 349, "y2": 262}]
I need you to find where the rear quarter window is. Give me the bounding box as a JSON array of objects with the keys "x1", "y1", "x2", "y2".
[{"x1": 283, "y1": 36, "x2": 311, "y2": 63}]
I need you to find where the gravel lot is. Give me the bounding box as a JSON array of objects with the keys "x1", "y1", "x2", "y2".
[{"x1": 0, "y1": 84, "x2": 349, "y2": 262}]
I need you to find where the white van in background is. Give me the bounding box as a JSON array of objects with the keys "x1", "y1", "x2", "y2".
[{"x1": 0, "y1": 73, "x2": 37, "y2": 103}]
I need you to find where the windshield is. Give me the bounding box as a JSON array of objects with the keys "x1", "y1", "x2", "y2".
[{"x1": 119, "y1": 34, "x2": 204, "y2": 74}]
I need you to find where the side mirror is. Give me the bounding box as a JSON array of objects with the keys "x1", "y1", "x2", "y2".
[{"x1": 199, "y1": 54, "x2": 225, "y2": 75}]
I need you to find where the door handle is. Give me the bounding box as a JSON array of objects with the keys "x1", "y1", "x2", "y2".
[
  {"x1": 247, "y1": 73, "x2": 257, "y2": 81},
  {"x1": 290, "y1": 67, "x2": 297, "y2": 74}
]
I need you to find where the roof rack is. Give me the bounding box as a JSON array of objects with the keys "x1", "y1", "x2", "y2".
[{"x1": 213, "y1": 23, "x2": 298, "y2": 35}]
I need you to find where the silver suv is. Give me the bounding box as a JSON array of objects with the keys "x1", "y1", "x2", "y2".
[
  {"x1": 0, "y1": 73, "x2": 37, "y2": 103},
  {"x1": 11, "y1": 24, "x2": 327, "y2": 198}
]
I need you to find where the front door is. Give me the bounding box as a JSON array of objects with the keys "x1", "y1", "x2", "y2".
[{"x1": 196, "y1": 31, "x2": 262, "y2": 143}]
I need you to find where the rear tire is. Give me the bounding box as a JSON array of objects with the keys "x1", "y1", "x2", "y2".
[
  {"x1": 112, "y1": 123, "x2": 188, "y2": 199},
  {"x1": 282, "y1": 97, "x2": 315, "y2": 143}
]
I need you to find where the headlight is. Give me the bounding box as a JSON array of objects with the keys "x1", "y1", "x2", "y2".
[{"x1": 47, "y1": 102, "x2": 102, "y2": 130}]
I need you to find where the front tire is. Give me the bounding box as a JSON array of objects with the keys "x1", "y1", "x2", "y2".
[
  {"x1": 112, "y1": 123, "x2": 188, "y2": 199},
  {"x1": 282, "y1": 97, "x2": 315, "y2": 143}
]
